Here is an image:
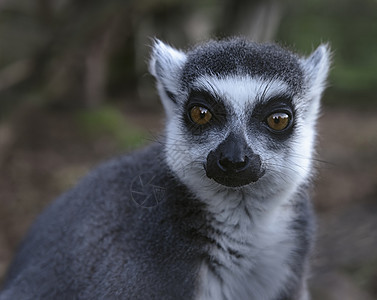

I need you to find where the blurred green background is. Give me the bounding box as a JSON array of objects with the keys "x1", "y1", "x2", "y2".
[{"x1": 0, "y1": 0, "x2": 376, "y2": 299}]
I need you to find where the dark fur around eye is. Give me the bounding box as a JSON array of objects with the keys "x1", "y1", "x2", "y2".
[
  {"x1": 251, "y1": 94, "x2": 295, "y2": 140},
  {"x1": 183, "y1": 90, "x2": 227, "y2": 135}
]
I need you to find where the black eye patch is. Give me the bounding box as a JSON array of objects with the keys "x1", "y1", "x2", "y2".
[
  {"x1": 251, "y1": 94, "x2": 295, "y2": 140},
  {"x1": 183, "y1": 90, "x2": 227, "y2": 134}
]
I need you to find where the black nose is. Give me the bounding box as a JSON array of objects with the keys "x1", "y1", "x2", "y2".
[
  {"x1": 205, "y1": 133, "x2": 265, "y2": 187},
  {"x1": 218, "y1": 155, "x2": 249, "y2": 173}
]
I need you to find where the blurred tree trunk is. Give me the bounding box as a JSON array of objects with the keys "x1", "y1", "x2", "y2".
[
  {"x1": 37, "y1": 0, "x2": 53, "y2": 25},
  {"x1": 216, "y1": 0, "x2": 282, "y2": 42},
  {"x1": 0, "y1": 124, "x2": 14, "y2": 168},
  {"x1": 84, "y1": 21, "x2": 115, "y2": 108},
  {"x1": 40, "y1": 3, "x2": 133, "y2": 109},
  {"x1": 245, "y1": 1, "x2": 282, "y2": 42}
]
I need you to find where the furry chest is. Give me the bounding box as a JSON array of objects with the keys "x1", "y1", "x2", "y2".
[{"x1": 194, "y1": 214, "x2": 297, "y2": 300}]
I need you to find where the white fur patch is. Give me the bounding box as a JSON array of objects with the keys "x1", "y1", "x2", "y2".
[
  {"x1": 195, "y1": 201, "x2": 298, "y2": 300},
  {"x1": 149, "y1": 39, "x2": 187, "y2": 79},
  {"x1": 149, "y1": 39, "x2": 187, "y2": 113},
  {"x1": 193, "y1": 75, "x2": 288, "y2": 115}
]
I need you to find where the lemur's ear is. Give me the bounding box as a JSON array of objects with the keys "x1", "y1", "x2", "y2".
[
  {"x1": 301, "y1": 44, "x2": 331, "y2": 98},
  {"x1": 149, "y1": 39, "x2": 187, "y2": 109}
]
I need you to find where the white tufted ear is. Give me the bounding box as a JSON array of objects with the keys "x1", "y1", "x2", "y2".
[
  {"x1": 149, "y1": 39, "x2": 187, "y2": 112},
  {"x1": 298, "y1": 44, "x2": 331, "y2": 121},
  {"x1": 301, "y1": 44, "x2": 331, "y2": 99}
]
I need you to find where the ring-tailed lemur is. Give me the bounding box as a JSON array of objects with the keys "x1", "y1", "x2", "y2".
[{"x1": 0, "y1": 38, "x2": 330, "y2": 300}]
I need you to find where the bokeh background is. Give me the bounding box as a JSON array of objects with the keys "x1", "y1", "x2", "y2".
[{"x1": 0, "y1": 0, "x2": 376, "y2": 298}]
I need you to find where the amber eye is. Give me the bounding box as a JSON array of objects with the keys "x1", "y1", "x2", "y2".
[
  {"x1": 266, "y1": 112, "x2": 291, "y2": 131},
  {"x1": 190, "y1": 106, "x2": 212, "y2": 125}
]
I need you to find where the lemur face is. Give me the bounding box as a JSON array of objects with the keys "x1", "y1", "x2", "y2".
[
  {"x1": 182, "y1": 77, "x2": 292, "y2": 188},
  {"x1": 150, "y1": 39, "x2": 330, "y2": 198}
]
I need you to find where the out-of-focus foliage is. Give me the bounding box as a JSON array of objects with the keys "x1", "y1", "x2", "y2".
[
  {"x1": 76, "y1": 106, "x2": 146, "y2": 149},
  {"x1": 0, "y1": 0, "x2": 376, "y2": 117},
  {"x1": 278, "y1": 0, "x2": 377, "y2": 105}
]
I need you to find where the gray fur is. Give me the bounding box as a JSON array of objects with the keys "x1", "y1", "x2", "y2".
[
  {"x1": 1, "y1": 145, "x2": 207, "y2": 299},
  {"x1": 0, "y1": 38, "x2": 330, "y2": 300},
  {"x1": 182, "y1": 38, "x2": 304, "y2": 92}
]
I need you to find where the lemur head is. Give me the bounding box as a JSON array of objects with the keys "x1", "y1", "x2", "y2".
[{"x1": 150, "y1": 38, "x2": 330, "y2": 202}]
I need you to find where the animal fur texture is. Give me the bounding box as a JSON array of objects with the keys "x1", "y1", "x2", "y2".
[{"x1": 0, "y1": 38, "x2": 330, "y2": 300}]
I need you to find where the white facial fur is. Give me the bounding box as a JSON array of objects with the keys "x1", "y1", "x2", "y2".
[
  {"x1": 150, "y1": 39, "x2": 330, "y2": 300},
  {"x1": 163, "y1": 75, "x2": 309, "y2": 205}
]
